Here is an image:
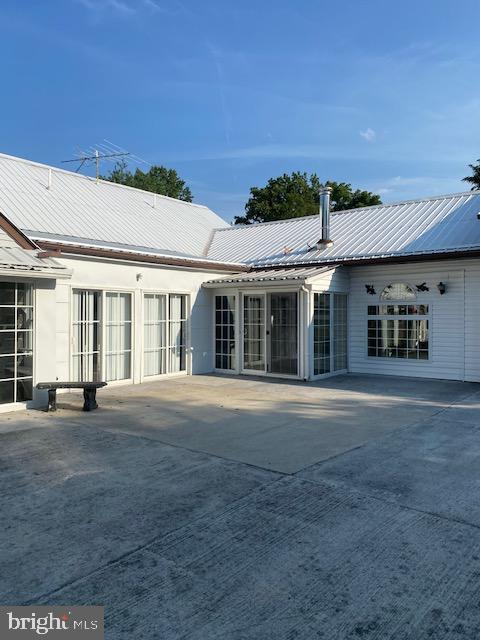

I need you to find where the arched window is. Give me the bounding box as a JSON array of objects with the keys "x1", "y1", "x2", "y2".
[
  {"x1": 379, "y1": 283, "x2": 416, "y2": 301},
  {"x1": 368, "y1": 283, "x2": 429, "y2": 360}
]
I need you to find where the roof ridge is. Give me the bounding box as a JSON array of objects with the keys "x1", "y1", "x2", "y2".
[
  {"x1": 0, "y1": 151, "x2": 211, "y2": 210},
  {"x1": 212, "y1": 190, "x2": 478, "y2": 233}
]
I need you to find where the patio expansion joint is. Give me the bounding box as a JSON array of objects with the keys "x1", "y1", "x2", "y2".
[
  {"x1": 297, "y1": 473, "x2": 480, "y2": 535},
  {"x1": 61, "y1": 416, "x2": 295, "y2": 476},
  {"x1": 26, "y1": 473, "x2": 286, "y2": 606},
  {"x1": 294, "y1": 387, "x2": 480, "y2": 477}
]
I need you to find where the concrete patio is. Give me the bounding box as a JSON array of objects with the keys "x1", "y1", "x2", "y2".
[{"x1": 2, "y1": 374, "x2": 480, "y2": 638}]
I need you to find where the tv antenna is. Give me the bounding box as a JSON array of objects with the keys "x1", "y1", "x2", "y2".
[{"x1": 61, "y1": 140, "x2": 143, "y2": 180}]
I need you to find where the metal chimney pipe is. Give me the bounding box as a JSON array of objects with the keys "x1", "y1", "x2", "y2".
[{"x1": 318, "y1": 186, "x2": 333, "y2": 247}]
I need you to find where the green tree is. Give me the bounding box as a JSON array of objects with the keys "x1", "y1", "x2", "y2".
[
  {"x1": 234, "y1": 172, "x2": 381, "y2": 224},
  {"x1": 463, "y1": 159, "x2": 480, "y2": 190},
  {"x1": 101, "y1": 160, "x2": 193, "y2": 202}
]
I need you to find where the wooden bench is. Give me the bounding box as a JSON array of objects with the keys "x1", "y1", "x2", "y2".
[{"x1": 36, "y1": 382, "x2": 107, "y2": 412}]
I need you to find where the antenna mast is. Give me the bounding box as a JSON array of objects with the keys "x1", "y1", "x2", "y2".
[{"x1": 61, "y1": 147, "x2": 130, "y2": 180}]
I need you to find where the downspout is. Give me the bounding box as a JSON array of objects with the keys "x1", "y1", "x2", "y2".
[{"x1": 301, "y1": 284, "x2": 312, "y2": 381}]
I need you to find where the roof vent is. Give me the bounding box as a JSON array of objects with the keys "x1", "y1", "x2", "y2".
[{"x1": 317, "y1": 186, "x2": 333, "y2": 248}]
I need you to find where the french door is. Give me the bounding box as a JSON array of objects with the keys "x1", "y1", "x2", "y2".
[
  {"x1": 72, "y1": 289, "x2": 132, "y2": 383},
  {"x1": 243, "y1": 294, "x2": 266, "y2": 372},
  {"x1": 242, "y1": 292, "x2": 299, "y2": 376},
  {"x1": 142, "y1": 293, "x2": 188, "y2": 378}
]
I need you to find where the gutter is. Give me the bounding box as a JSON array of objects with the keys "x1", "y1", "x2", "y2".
[
  {"x1": 36, "y1": 240, "x2": 249, "y2": 273},
  {"x1": 253, "y1": 247, "x2": 480, "y2": 270}
]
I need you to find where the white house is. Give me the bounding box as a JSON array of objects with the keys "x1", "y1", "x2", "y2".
[{"x1": 0, "y1": 151, "x2": 480, "y2": 411}]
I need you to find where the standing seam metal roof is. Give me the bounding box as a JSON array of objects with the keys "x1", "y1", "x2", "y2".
[
  {"x1": 0, "y1": 153, "x2": 229, "y2": 260},
  {"x1": 0, "y1": 247, "x2": 68, "y2": 275},
  {"x1": 206, "y1": 192, "x2": 480, "y2": 266}
]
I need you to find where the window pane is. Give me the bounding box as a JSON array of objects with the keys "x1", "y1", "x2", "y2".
[
  {"x1": 17, "y1": 378, "x2": 32, "y2": 402},
  {"x1": 17, "y1": 353, "x2": 32, "y2": 378},
  {"x1": 0, "y1": 380, "x2": 14, "y2": 403},
  {"x1": 0, "y1": 282, "x2": 15, "y2": 305},
  {"x1": 17, "y1": 284, "x2": 33, "y2": 306},
  {"x1": 17, "y1": 307, "x2": 33, "y2": 330},
  {"x1": 0, "y1": 356, "x2": 15, "y2": 380},
  {"x1": 0, "y1": 332, "x2": 15, "y2": 355},
  {"x1": 17, "y1": 331, "x2": 32, "y2": 353},
  {"x1": 0, "y1": 308, "x2": 15, "y2": 330},
  {"x1": 314, "y1": 293, "x2": 331, "y2": 375}
]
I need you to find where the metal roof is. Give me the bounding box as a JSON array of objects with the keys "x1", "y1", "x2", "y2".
[
  {"x1": 0, "y1": 247, "x2": 70, "y2": 278},
  {"x1": 203, "y1": 265, "x2": 332, "y2": 287},
  {"x1": 207, "y1": 192, "x2": 480, "y2": 266},
  {"x1": 0, "y1": 153, "x2": 229, "y2": 260}
]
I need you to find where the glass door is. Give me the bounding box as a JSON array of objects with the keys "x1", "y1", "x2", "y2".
[
  {"x1": 168, "y1": 294, "x2": 187, "y2": 373},
  {"x1": 269, "y1": 292, "x2": 298, "y2": 375},
  {"x1": 105, "y1": 292, "x2": 132, "y2": 381},
  {"x1": 313, "y1": 292, "x2": 348, "y2": 377},
  {"x1": 72, "y1": 289, "x2": 102, "y2": 382},
  {"x1": 242, "y1": 293, "x2": 266, "y2": 372},
  {"x1": 143, "y1": 293, "x2": 167, "y2": 376}
]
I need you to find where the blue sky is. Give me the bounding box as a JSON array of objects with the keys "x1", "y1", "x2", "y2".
[{"x1": 1, "y1": 0, "x2": 479, "y2": 221}]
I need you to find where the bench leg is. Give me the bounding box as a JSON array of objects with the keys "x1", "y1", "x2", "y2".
[
  {"x1": 83, "y1": 387, "x2": 98, "y2": 412},
  {"x1": 47, "y1": 388, "x2": 57, "y2": 412}
]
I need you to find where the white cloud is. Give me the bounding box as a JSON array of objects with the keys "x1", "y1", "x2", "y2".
[
  {"x1": 76, "y1": 0, "x2": 136, "y2": 15},
  {"x1": 359, "y1": 127, "x2": 376, "y2": 142}
]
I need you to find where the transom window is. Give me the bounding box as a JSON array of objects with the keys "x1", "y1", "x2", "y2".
[
  {"x1": 0, "y1": 282, "x2": 33, "y2": 404},
  {"x1": 368, "y1": 304, "x2": 429, "y2": 360},
  {"x1": 380, "y1": 283, "x2": 416, "y2": 301}
]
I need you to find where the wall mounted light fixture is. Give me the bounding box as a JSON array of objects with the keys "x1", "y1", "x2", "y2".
[
  {"x1": 437, "y1": 282, "x2": 446, "y2": 295},
  {"x1": 365, "y1": 284, "x2": 376, "y2": 295}
]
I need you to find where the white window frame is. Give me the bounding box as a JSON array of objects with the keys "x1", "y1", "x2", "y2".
[
  {"x1": 70, "y1": 286, "x2": 135, "y2": 386},
  {"x1": 0, "y1": 281, "x2": 35, "y2": 409},
  {"x1": 310, "y1": 290, "x2": 349, "y2": 381},
  {"x1": 213, "y1": 292, "x2": 237, "y2": 373},
  {"x1": 212, "y1": 287, "x2": 302, "y2": 380},
  {"x1": 140, "y1": 291, "x2": 191, "y2": 381},
  {"x1": 366, "y1": 302, "x2": 430, "y2": 361}
]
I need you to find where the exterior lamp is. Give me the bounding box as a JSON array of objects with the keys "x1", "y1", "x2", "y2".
[
  {"x1": 437, "y1": 282, "x2": 446, "y2": 295},
  {"x1": 365, "y1": 285, "x2": 376, "y2": 295}
]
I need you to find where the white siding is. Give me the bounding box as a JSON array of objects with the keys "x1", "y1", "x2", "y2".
[
  {"x1": 309, "y1": 265, "x2": 350, "y2": 292},
  {"x1": 347, "y1": 260, "x2": 480, "y2": 381}
]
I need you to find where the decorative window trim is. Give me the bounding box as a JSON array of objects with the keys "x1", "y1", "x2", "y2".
[{"x1": 379, "y1": 282, "x2": 416, "y2": 301}]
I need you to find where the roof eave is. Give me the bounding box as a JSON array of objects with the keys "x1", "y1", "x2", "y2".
[
  {"x1": 253, "y1": 246, "x2": 480, "y2": 269},
  {"x1": 36, "y1": 240, "x2": 248, "y2": 272}
]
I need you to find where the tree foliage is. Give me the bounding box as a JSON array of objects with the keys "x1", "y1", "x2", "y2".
[
  {"x1": 101, "y1": 160, "x2": 193, "y2": 202},
  {"x1": 234, "y1": 172, "x2": 381, "y2": 224},
  {"x1": 463, "y1": 159, "x2": 480, "y2": 190}
]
